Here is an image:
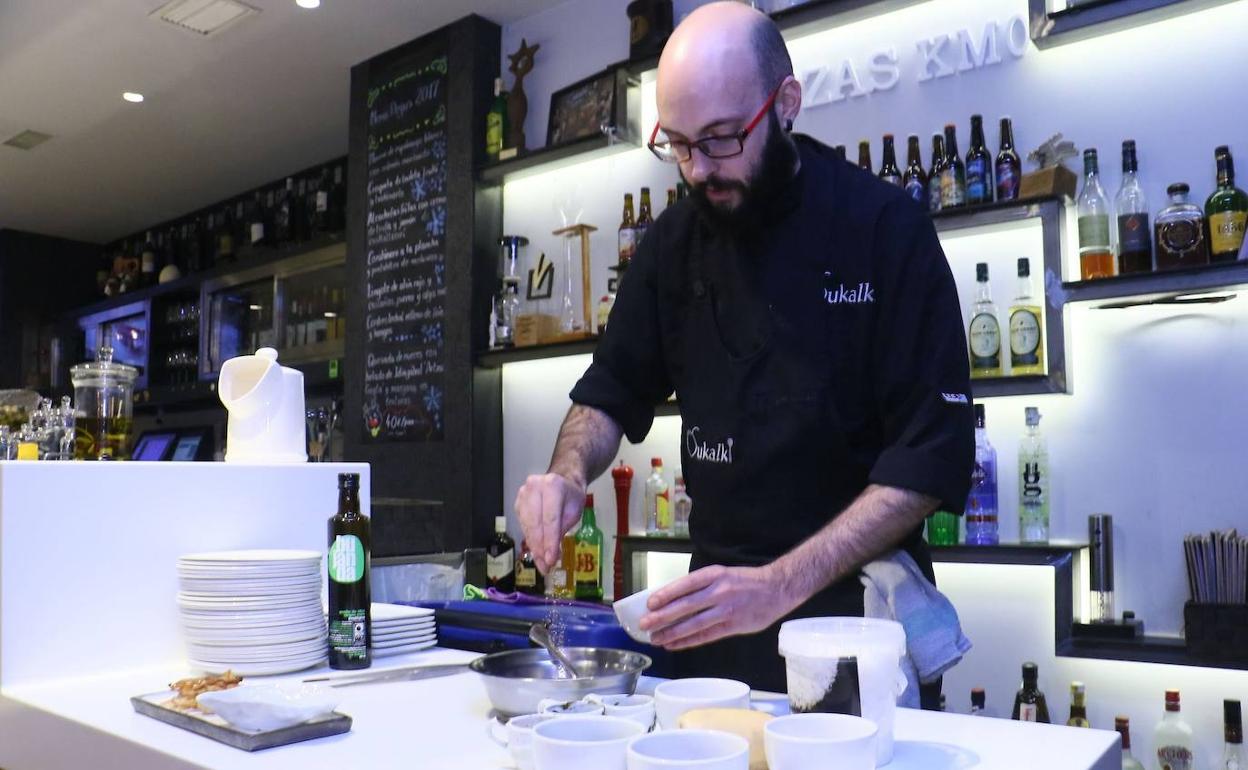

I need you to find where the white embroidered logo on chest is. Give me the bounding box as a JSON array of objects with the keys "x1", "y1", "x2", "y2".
[
  {"x1": 685, "y1": 427, "x2": 733, "y2": 464},
  {"x1": 824, "y1": 272, "x2": 875, "y2": 304}
]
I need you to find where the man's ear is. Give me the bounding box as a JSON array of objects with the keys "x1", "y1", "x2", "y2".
[{"x1": 776, "y1": 75, "x2": 802, "y2": 128}]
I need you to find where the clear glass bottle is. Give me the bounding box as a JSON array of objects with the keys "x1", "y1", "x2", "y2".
[
  {"x1": 878, "y1": 134, "x2": 903, "y2": 187},
  {"x1": 1206, "y1": 146, "x2": 1248, "y2": 262},
  {"x1": 645, "y1": 457, "x2": 670, "y2": 536},
  {"x1": 1077, "y1": 148, "x2": 1115, "y2": 280},
  {"x1": 928, "y1": 133, "x2": 946, "y2": 213},
  {"x1": 965, "y1": 114, "x2": 994, "y2": 205},
  {"x1": 1066, "y1": 682, "x2": 1090, "y2": 727},
  {"x1": 941, "y1": 124, "x2": 967, "y2": 209},
  {"x1": 1155, "y1": 183, "x2": 1210, "y2": 270},
  {"x1": 1224, "y1": 700, "x2": 1244, "y2": 770},
  {"x1": 1116, "y1": 716, "x2": 1146, "y2": 770},
  {"x1": 1115, "y1": 140, "x2": 1152, "y2": 274},
  {"x1": 964, "y1": 404, "x2": 998, "y2": 546},
  {"x1": 1155, "y1": 690, "x2": 1195, "y2": 770},
  {"x1": 968, "y1": 262, "x2": 1002, "y2": 379},
  {"x1": 496, "y1": 280, "x2": 520, "y2": 348},
  {"x1": 1009, "y1": 258, "x2": 1044, "y2": 377},
  {"x1": 1012, "y1": 662, "x2": 1049, "y2": 723},
  {"x1": 672, "y1": 476, "x2": 692, "y2": 537},
  {"x1": 1018, "y1": 406, "x2": 1049, "y2": 544}
]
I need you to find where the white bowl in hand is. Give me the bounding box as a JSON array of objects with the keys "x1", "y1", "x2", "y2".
[
  {"x1": 613, "y1": 587, "x2": 656, "y2": 644},
  {"x1": 196, "y1": 683, "x2": 339, "y2": 731}
]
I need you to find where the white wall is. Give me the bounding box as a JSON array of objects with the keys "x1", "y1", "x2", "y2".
[{"x1": 494, "y1": 0, "x2": 1248, "y2": 753}]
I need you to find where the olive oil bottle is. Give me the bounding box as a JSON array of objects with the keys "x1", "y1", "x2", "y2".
[{"x1": 328, "y1": 473, "x2": 371, "y2": 670}]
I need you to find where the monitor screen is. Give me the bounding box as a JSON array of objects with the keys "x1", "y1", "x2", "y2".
[
  {"x1": 133, "y1": 432, "x2": 175, "y2": 461},
  {"x1": 171, "y1": 436, "x2": 203, "y2": 462}
]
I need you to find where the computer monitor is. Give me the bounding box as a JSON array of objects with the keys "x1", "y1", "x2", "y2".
[{"x1": 132, "y1": 432, "x2": 176, "y2": 461}]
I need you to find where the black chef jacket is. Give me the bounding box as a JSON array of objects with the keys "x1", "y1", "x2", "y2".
[{"x1": 570, "y1": 134, "x2": 974, "y2": 695}]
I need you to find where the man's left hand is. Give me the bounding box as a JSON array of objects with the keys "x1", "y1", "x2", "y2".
[{"x1": 639, "y1": 564, "x2": 803, "y2": 650}]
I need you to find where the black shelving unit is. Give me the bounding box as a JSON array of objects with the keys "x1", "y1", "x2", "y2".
[
  {"x1": 477, "y1": 338, "x2": 598, "y2": 368},
  {"x1": 1029, "y1": 0, "x2": 1237, "y2": 48},
  {"x1": 1063, "y1": 260, "x2": 1248, "y2": 308},
  {"x1": 477, "y1": 135, "x2": 639, "y2": 185}
]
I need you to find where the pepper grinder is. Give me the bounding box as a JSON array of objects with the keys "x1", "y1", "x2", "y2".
[{"x1": 612, "y1": 460, "x2": 634, "y2": 600}]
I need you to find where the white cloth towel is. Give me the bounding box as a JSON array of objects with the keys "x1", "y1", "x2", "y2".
[{"x1": 861, "y1": 549, "x2": 973, "y2": 708}]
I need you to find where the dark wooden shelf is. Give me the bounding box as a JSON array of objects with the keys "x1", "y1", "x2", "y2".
[
  {"x1": 1029, "y1": 0, "x2": 1237, "y2": 49},
  {"x1": 1059, "y1": 633, "x2": 1248, "y2": 671},
  {"x1": 929, "y1": 194, "x2": 1068, "y2": 230},
  {"x1": 477, "y1": 134, "x2": 639, "y2": 185},
  {"x1": 929, "y1": 541, "x2": 1087, "y2": 566},
  {"x1": 1063, "y1": 260, "x2": 1248, "y2": 308},
  {"x1": 477, "y1": 339, "x2": 598, "y2": 367},
  {"x1": 971, "y1": 374, "x2": 1067, "y2": 399}
]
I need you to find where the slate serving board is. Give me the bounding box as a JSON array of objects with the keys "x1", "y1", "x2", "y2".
[{"x1": 130, "y1": 691, "x2": 352, "y2": 752}]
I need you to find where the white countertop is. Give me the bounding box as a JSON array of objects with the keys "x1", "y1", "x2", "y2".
[{"x1": 1, "y1": 647, "x2": 1119, "y2": 770}]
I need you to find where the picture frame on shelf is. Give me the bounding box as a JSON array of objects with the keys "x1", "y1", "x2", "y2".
[{"x1": 546, "y1": 66, "x2": 624, "y2": 148}]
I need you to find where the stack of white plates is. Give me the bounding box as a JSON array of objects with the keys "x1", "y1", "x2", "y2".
[
  {"x1": 370, "y1": 603, "x2": 437, "y2": 658},
  {"x1": 177, "y1": 549, "x2": 326, "y2": 676}
]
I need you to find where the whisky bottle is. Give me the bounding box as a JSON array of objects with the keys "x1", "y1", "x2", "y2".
[
  {"x1": 996, "y1": 117, "x2": 1021, "y2": 201},
  {"x1": 1115, "y1": 140, "x2": 1152, "y2": 274},
  {"x1": 1117, "y1": 716, "x2": 1146, "y2": 770},
  {"x1": 1206, "y1": 146, "x2": 1248, "y2": 262},
  {"x1": 573, "y1": 494, "x2": 603, "y2": 601},
  {"x1": 486, "y1": 515, "x2": 516, "y2": 593},
  {"x1": 903, "y1": 135, "x2": 928, "y2": 209},
  {"x1": 968, "y1": 262, "x2": 1002, "y2": 379},
  {"x1": 1009, "y1": 258, "x2": 1044, "y2": 376},
  {"x1": 878, "y1": 134, "x2": 903, "y2": 187},
  {"x1": 1011, "y1": 662, "x2": 1049, "y2": 723},
  {"x1": 1155, "y1": 690, "x2": 1195, "y2": 770},
  {"x1": 1155, "y1": 183, "x2": 1210, "y2": 270},
  {"x1": 328, "y1": 472, "x2": 371, "y2": 670},
  {"x1": 516, "y1": 539, "x2": 544, "y2": 596},
  {"x1": 941, "y1": 124, "x2": 967, "y2": 209},
  {"x1": 965, "y1": 114, "x2": 994, "y2": 205},
  {"x1": 928, "y1": 133, "x2": 946, "y2": 213},
  {"x1": 1066, "y1": 682, "x2": 1090, "y2": 727},
  {"x1": 1077, "y1": 149, "x2": 1115, "y2": 280}
]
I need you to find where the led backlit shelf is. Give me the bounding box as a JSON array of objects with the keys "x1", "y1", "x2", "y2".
[{"x1": 1063, "y1": 260, "x2": 1248, "y2": 308}]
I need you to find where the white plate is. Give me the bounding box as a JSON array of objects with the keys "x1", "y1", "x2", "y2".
[
  {"x1": 178, "y1": 568, "x2": 320, "y2": 581},
  {"x1": 372, "y1": 638, "x2": 437, "y2": 657},
  {"x1": 186, "y1": 626, "x2": 325, "y2": 645},
  {"x1": 189, "y1": 656, "x2": 326, "y2": 677},
  {"x1": 196, "y1": 683, "x2": 339, "y2": 731},
  {"x1": 180, "y1": 575, "x2": 322, "y2": 591},
  {"x1": 370, "y1": 616, "x2": 436, "y2": 629},
  {"x1": 179, "y1": 608, "x2": 325, "y2": 626},
  {"x1": 189, "y1": 642, "x2": 327, "y2": 662},
  {"x1": 178, "y1": 595, "x2": 321, "y2": 611},
  {"x1": 371, "y1": 632, "x2": 437, "y2": 649},
  {"x1": 178, "y1": 585, "x2": 321, "y2": 600},
  {"x1": 372, "y1": 627, "x2": 436, "y2": 643},
  {"x1": 179, "y1": 549, "x2": 321, "y2": 563},
  {"x1": 370, "y1": 603, "x2": 435, "y2": 622}
]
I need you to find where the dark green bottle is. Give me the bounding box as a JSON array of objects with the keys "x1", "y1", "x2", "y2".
[
  {"x1": 573, "y1": 494, "x2": 604, "y2": 601},
  {"x1": 1206, "y1": 146, "x2": 1248, "y2": 262},
  {"x1": 328, "y1": 473, "x2": 371, "y2": 670}
]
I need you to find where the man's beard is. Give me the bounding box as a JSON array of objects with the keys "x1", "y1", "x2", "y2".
[{"x1": 685, "y1": 112, "x2": 799, "y2": 236}]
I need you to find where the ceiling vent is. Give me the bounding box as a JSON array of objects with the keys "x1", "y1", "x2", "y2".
[
  {"x1": 150, "y1": 0, "x2": 259, "y2": 38},
  {"x1": 2, "y1": 130, "x2": 53, "y2": 150}
]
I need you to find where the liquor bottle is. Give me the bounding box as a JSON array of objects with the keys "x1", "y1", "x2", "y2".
[
  {"x1": 878, "y1": 134, "x2": 903, "y2": 187},
  {"x1": 965, "y1": 114, "x2": 994, "y2": 205},
  {"x1": 635, "y1": 187, "x2": 654, "y2": 248},
  {"x1": 292, "y1": 178, "x2": 310, "y2": 242},
  {"x1": 1224, "y1": 699, "x2": 1244, "y2": 770},
  {"x1": 516, "y1": 539, "x2": 544, "y2": 596},
  {"x1": 596, "y1": 292, "x2": 614, "y2": 334},
  {"x1": 328, "y1": 163, "x2": 347, "y2": 232},
  {"x1": 645, "y1": 457, "x2": 671, "y2": 536},
  {"x1": 1207, "y1": 146, "x2": 1248, "y2": 262},
  {"x1": 217, "y1": 206, "x2": 235, "y2": 263},
  {"x1": 857, "y1": 140, "x2": 872, "y2": 172},
  {"x1": 183, "y1": 219, "x2": 203, "y2": 273},
  {"x1": 941, "y1": 124, "x2": 967, "y2": 209},
  {"x1": 574, "y1": 494, "x2": 604, "y2": 601},
  {"x1": 965, "y1": 404, "x2": 998, "y2": 546},
  {"x1": 968, "y1": 262, "x2": 1002, "y2": 379},
  {"x1": 328, "y1": 472, "x2": 371, "y2": 670},
  {"x1": 970, "y1": 688, "x2": 987, "y2": 716},
  {"x1": 1077, "y1": 149, "x2": 1115, "y2": 279},
  {"x1": 1018, "y1": 406, "x2": 1049, "y2": 544},
  {"x1": 672, "y1": 476, "x2": 692, "y2": 537},
  {"x1": 1009, "y1": 258, "x2": 1044, "y2": 376},
  {"x1": 926, "y1": 510, "x2": 959, "y2": 546},
  {"x1": 313, "y1": 167, "x2": 332, "y2": 232},
  {"x1": 554, "y1": 531, "x2": 577, "y2": 599},
  {"x1": 140, "y1": 231, "x2": 157, "y2": 287},
  {"x1": 666, "y1": 188, "x2": 677, "y2": 209},
  {"x1": 1155, "y1": 690, "x2": 1195, "y2": 770},
  {"x1": 486, "y1": 77, "x2": 508, "y2": 161},
  {"x1": 996, "y1": 117, "x2": 1021, "y2": 201},
  {"x1": 618, "y1": 193, "x2": 637, "y2": 268},
  {"x1": 486, "y1": 515, "x2": 516, "y2": 593},
  {"x1": 1066, "y1": 682, "x2": 1090, "y2": 727},
  {"x1": 832, "y1": 145, "x2": 847, "y2": 163},
  {"x1": 1011, "y1": 662, "x2": 1049, "y2": 723},
  {"x1": 903, "y1": 135, "x2": 927, "y2": 209},
  {"x1": 202, "y1": 213, "x2": 217, "y2": 266},
  {"x1": 929, "y1": 133, "x2": 946, "y2": 213},
  {"x1": 1155, "y1": 184, "x2": 1210, "y2": 270},
  {"x1": 1116, "y1": 716, "x2": 1146, "y2": 770},
  {"x1": 1116, "y1": 140, "x2": 1152, "y2": 273},
  {"x1": 274, "y1": 178, "x2": 295, "y2": 244},
  {"x1": 248, "y1": 191, "x2": 268, "y2": 248}
]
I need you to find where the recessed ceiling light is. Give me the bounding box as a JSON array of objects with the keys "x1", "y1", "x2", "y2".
[
  {"x1": 295, "y1": 0, "x2": 320, "y2": 8},
  {"x1": 123, "y1": 92, "x2": 145, "y2": 103}
]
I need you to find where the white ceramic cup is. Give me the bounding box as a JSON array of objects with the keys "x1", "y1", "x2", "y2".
[
  {"x1": 538, "y1": 698, "x2": 606, "y2": 717},
  {"x1": 488, "y1": 713, "x2": 556, "y2": 770},
  {"x1": 627, "y1": 728, "x2": 750, "y2": 770},
  {"x1": 653, "y1": 678, "x2": 751, "y2": 731},
  {"x1": 532, "y1": 715, "x2": 646, "y2": 770},
  {"x1": 613, "y1": 587, "x2": 655, "y2": 643},
  {"x1": 587, "y1": 693, "x2": 656, "y2": 731},
  {"x1": 763, "y1": 713, "x2": 877, "y2": 770}
]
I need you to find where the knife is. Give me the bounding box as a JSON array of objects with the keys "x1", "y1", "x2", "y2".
[{"x1": 303, "y1": 662, "x2": 472, "y2": 688}]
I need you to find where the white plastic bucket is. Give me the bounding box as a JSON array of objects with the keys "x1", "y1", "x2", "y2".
[{"x1": 777, "y1": 617, "x2": 907, "y2": 766}]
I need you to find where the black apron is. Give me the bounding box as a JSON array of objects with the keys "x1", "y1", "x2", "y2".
[{"x1": 671, "y1": 220, "x2": 940, "y2": 709}]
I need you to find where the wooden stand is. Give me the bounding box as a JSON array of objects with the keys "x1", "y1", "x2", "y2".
[
  {"x1": 1020, "y1": 165, "x2": 1077, "y2": 200},
  {"x1": 551, "y1": 223, "x2": 598, "y2": 343}
]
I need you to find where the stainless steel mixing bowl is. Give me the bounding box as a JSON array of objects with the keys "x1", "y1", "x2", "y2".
[{"x1": 470, "y1": 647, "x2": 652, "y2": 718}]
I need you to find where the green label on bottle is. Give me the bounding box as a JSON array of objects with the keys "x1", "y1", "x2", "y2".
[
  {"x1": 1078, "y1": 214, "x2": 1110, "y2": 249},
  {"x1": 486, "y1": 114, "x2": 503, "y2": 156},
  {"x1": 329, "y1": 535, "x2": 365, "y2": 583}
]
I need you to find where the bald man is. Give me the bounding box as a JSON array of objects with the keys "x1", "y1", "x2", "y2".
[{"x1": 515, "y1": 2, "x2": 973, "y2": 702}]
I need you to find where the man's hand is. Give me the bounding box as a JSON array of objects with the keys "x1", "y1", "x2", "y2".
[
  {"x1": 514, "y1": 473, "x2": 585, "y2": 574},
  {"x1": 639, "y1": 564, "x2": 803, "y2": 650}
]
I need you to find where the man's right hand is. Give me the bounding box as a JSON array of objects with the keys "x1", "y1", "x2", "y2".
[{"x1": 514, "y1": 473, "x2": 586, "y2": 574}]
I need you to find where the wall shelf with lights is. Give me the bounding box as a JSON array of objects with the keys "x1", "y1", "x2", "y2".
[
  {"x1": 1028, "y1": 0, "x2": 1238, "y2": 49},
  {"x1": 1063, "y1": 261, "x2": 1248, "y2": 309}
]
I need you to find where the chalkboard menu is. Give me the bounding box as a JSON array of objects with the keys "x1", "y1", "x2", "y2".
[{"x1": 361, "y1": 52, "x2": 449, "y2": 442}]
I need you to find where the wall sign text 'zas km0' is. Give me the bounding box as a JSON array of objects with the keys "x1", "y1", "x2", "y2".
[{"x1": 801, "y1": 14, "x2": 1027, "y2": 109}]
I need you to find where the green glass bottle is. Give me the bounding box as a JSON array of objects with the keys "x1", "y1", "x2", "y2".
[
  {"x1": 485, "y1": 77, "x2": 509, "y2": 162},
  {"x1": 927, "y1": 510, "x2": 959, "y2": 546},
  {"x1": 1206, "y1": 146, "x2": 1248, "y2": 262},
  {"x1": 574, "y1": 494, "x2": 604, "y2": 601}
]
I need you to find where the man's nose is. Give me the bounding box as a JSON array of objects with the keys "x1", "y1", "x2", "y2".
[{"x1": 682, "y1": 151, "x2": 714, "y2": 185}]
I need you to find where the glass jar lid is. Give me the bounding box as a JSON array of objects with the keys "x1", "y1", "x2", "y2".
[{"x1": 70, "y1": 346, "x2": 139, "y2": 387}]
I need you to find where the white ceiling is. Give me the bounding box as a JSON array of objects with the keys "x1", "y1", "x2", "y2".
[{"x1": 0, "y1": 0, "x2": 566, "y2": 244}]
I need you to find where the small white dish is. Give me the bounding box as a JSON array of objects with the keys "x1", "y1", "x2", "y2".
[
  {"x1": 371, "y1": 632, "x2": 437, "y2": 649},
  {"x1": 763, "y1": 713, "x2": 877, "y2": 770},
  {"x1": 627, "y1": 728, "x2": 750, "y2": 769},
  {"x1": 370, "y1": 603, "x2": 435, "y2": 622},
  {"x1": 613, "y1": 588, "x2": 655, "y2": 644},
  {"x1": 654, "y1": 679, "x2": 751, "y2": 731},
  {"x1": 196, "y1": 682, "x2": 338, "y2": 731}
]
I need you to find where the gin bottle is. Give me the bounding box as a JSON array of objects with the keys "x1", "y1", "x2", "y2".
[
  {"x1": 965, "y1": 404, "x2": 998, "y2": 545},
  {"x1": 1018, "y1": 407, "x2": 1049, "y2": 544}
]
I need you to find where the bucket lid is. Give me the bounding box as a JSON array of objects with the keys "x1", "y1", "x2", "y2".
[{"x1": 777, "y1": 616, "x2": 906, "y2": 659}]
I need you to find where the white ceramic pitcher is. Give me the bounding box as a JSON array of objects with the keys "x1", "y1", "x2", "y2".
[{"x1": 218, "y1": 348, "x2": 306, "y2": 463}]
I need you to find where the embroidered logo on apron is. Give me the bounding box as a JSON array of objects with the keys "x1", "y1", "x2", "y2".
[
  {"x1": 686, "y1": 426, "x2": 734, "y2": 464},
  {"x1": 823, "y1": 272, "x2": 875, "y2": 304}
]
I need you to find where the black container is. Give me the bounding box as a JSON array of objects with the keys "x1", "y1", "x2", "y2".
[{"x1": 1184, "y1": 602, "x2": 1248, "y2": 663}]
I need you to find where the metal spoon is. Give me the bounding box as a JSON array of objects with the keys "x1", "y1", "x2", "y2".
[{"x1": 529, "y1": 622, "x2": 581, "y2": 680}]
